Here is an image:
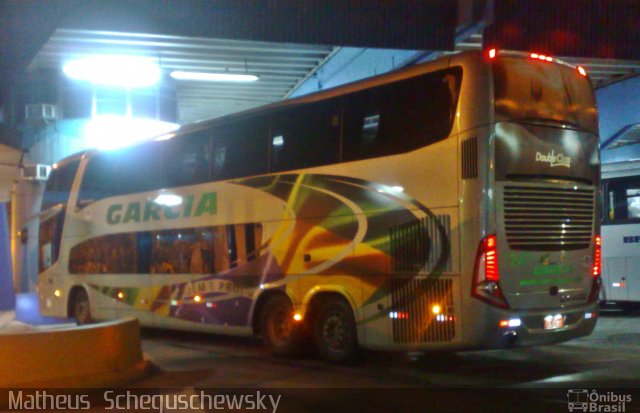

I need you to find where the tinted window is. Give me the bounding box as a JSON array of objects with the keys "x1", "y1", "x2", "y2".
[
  {"x1": 78, "y1": 143, "x2": 164, "y2": 207},
  {"x1": 606, "y1": 176, "x2": 640, "y2": 223},
  {"x1": 38, "y1": 209, "x2": 65, "y2": 273},
  {"x1": 69, "y1": 223, "x2": 263, "y2": 274},
  {"x1": 270, "y1": 100, "x2": 341, "y2": 172},
  {"x1": 42, "y1": 160, "x2": 80, "y2": 211},
  {"x1": 342, "y1": 67, "x2": 461, "y2": 161},
  {"x1": 163, "y1": 129, "x2": 212, "y2": 187},
  {"x1": 493, "y1": 57, "x2": 597, "y2": 133},
  {"x1": 212, "y1": 117, "x2": 269, "y2": 180},
  {"x1": 69, "y1": 233, "x2": 137, "y2": 274}
]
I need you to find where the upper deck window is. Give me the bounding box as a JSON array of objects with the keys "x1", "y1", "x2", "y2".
[{"x1": 342, "y1": 67, "x2": 462, "y2": 161}]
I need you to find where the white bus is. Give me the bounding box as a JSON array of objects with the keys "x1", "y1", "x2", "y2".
[
  {"x1": 37, "y1": 50, "x2": 601, "y2": 363},
  {"x1": 601, "y1": 160, "x2": 640, "y2": 311}
]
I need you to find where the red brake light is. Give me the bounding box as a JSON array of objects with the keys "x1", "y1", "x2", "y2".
[
  {"x1": 587, "y1": 235, "x2": 603, "y2": 303},
  {"x1": 471, "y1": 235, "x2": 508, "y2": 308},
  {"x1": 488, "y1": 48, "x2": 497, "y2": 59},
  {"x1": 484, "y1": 235, "x2": 499, "y2": 282},
  {"x1": 593, "y1": 235, "x2": 602, "y2": 278}
]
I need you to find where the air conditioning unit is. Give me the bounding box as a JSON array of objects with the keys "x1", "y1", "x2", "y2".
[
  {"x1": 22, "y1": 164, "x2": 51, "y2": 181},
  {"x1": 25, "y1": 104, "x2": 57, "y2": 122}
]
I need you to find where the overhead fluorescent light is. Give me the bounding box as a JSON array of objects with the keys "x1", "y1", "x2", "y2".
[
  {"x1": 170, "y1": 71, "x2": 259, "y2": 82},
  {"x1": 63, "y1": 55, "x2": 161, "y2": 88}
]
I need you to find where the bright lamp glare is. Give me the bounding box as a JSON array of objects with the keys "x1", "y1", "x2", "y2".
[
  {"x1": 170, "y1": 71, "x2": 259, "y2": 82},
  {"x1": 154, "y1": 193, "x2": 183, "y2": 207},
  {"x1": 85, "y1": 116, "x2": 179, "y2": 150},
  {"x1": 63, "y1": 55, "x2": 161, "y2": 88}
]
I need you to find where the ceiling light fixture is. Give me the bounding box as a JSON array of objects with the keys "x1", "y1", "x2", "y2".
[
  {"x1": 170, "y1": 71, "x2": 259, "y2": 82},
  {"x1": 63, "y1": 55, "x2": 161, "y2": 88}
]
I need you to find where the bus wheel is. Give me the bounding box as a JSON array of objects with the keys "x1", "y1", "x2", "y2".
[
  {"x1": 313, "y1": 297, "x2": 358, "y2": 364},
  {"x1": 261, "y1": 295, "x2": 299, "y2": 357},
  {"x1": 72, "y1": 289, "x2": 93, "y2": 325}
]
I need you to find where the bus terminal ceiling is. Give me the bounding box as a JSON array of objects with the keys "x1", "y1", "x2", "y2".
[{"x1": 0, "y1": 1, "x2": 639, "y2": 130}]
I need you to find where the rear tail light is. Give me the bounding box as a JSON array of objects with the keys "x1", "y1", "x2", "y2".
[
  {"x1": 588, "y1": 235, "x2": 602, "y2": 303},
  {"x1": 592, "y1": 235, "x2": 601, "y2": 278},
  {"x1": 471, "y1": 235, "x2": 509, "y2": 308}
]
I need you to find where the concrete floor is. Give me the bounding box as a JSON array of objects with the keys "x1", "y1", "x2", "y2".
[{"x1": 126, "y1": 310, "x2": 640, "y2": 412}]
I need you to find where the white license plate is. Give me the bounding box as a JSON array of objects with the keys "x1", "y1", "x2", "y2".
[{"x1": 544, "y1": 314, "x2": 565, "y2": 330}]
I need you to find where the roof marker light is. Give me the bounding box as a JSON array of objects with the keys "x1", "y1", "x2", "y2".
[{"x1": 530, "y1": 53, "x2": 553, "y2": 62}]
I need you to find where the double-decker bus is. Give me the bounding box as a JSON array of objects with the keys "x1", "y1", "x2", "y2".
[
  {"x1": 601, "y1": 160, "x2": 640, "y2": 311},
  {"x1": 37, "y1": 50, "x2": 601, "y2": 363}
]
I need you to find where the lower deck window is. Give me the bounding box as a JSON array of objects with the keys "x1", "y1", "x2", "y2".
[{"x1": 69, "y1": 223, "x2": 263, "y2": 274}]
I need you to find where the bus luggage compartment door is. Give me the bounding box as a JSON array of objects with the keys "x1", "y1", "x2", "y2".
[{"x1": 604, "y1": 257, "x2": 630, "y2": 302}]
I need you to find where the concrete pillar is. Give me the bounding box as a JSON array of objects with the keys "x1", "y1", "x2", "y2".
[
  {"x1": 0, "y1": 203, "x2": 15, "y2": 310},
  {"x1": 11, "y1": 179, "x2": 44, "y2": 293}
]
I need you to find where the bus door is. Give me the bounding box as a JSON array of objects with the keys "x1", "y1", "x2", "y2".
[{"x1": 111, "y1": 231, "x2": 156, "y2": 326}]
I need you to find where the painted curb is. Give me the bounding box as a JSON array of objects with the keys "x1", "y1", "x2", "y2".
[{"x1": 0, "y1": 317, "x2": 149, "y2": 388}]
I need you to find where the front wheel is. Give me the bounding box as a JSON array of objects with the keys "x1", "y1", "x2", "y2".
[
  {"x1": 261, "y1": 295, "x2": 300, "y2": 357},
  {"x1": 313, "y1": 297, "x2": 358, "y2": 364},
  {"x1": 71, "y1": 288, "x2": 93, "y2": 325}
]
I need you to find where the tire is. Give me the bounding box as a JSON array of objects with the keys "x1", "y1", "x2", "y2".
[
  {"x1": 313, "y1": 297, "x2": 358, "y2": 364},
  {"x1": 71, "y1": 289, "x2": 94, "y2": 325},
  {"x1": 261, "y1": 295, "x2": 299, "y2": 357}
]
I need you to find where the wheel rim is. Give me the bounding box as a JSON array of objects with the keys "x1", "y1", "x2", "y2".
[
  {"x1": 268, "y1": 308, "x2": 292, "y2": 345},
  {"x1": 322, "y1": 311, "x2": 348, "y2": 352}
]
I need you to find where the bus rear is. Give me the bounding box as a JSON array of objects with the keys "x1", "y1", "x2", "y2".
[{"x1": 466, "y1": 51, "x2": 601, "y2": 347}]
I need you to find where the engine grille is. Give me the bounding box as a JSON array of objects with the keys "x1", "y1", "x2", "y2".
[
  {"x1": 503, "y1": 185, "x2": 595, "y2": 251},
  {"x1": 389, "y1": 215, "x2": 451, "y2": 274},
  {"x1": 390, "y1": 278, "x2": 455, "y2": 343}
]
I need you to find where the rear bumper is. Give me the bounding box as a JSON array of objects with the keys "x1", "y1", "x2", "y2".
[{"x1": 478, "y1": 303, "x2": 598, "y2": 349}]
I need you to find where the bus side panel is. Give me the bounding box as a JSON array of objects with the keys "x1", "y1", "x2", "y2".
[
  {"x1": 602, "y1": 222, "x2": 640, "y2": 303},
  {"x1": 457, "y1": 125, "x2": 493, "y2": 348},
  {"x1": 356, "y1": 207, "x2": 461, "y2": 351}
]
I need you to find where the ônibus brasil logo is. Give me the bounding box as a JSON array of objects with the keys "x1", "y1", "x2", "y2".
[
  {"x1": 567, "y1": 389, "x2": 632, "y2": 412},
  {"x1": 535, "y1": 150, "x2": 571, "y2": 168}
]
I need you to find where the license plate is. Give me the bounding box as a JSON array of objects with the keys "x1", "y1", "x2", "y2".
[{"x1": 544, "y1": 314, "x2": 565, "y2": 330}]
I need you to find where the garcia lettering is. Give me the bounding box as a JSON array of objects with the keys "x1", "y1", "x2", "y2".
[{"x1": 107, "y1": 192, "x2": 217, "y2": 225}]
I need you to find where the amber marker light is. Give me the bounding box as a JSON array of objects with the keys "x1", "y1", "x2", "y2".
[
  {"x1": 578, "y1": 66, "x2": 587, "y2": 76},
  {"x1": 293, "y1": 313, "x2": 302, "y2": 322}
]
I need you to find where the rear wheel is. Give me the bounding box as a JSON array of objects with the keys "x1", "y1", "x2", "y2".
[
  {"x1": 261, "y1": 295, "x2": 299, "y2": 357},
  {"x1": 71, "y1": 289, "x2": 93, "y2": 325},
  {"x1": 313, "y1": 297, "x2": 358, "y2": 364}
]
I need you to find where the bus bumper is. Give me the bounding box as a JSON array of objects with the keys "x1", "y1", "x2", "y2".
[{"x1": 482, "y1": 304, "x2": 599, "y2": 349}]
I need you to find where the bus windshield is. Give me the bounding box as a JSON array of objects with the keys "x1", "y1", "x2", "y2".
[{"x1": 492, "y1": 57, "x2": 598, "y2": 133}]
